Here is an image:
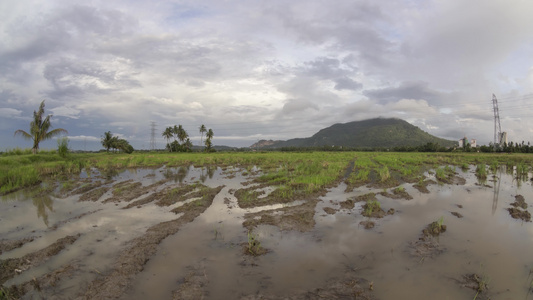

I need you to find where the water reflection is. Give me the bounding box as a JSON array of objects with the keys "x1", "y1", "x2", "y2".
[
  {"x1": 492, "y1": 167, "x2": 502, "y2": 215},
  {"x1": 102, "y1": 168, "x2": 120, "y2": 180},
  {"x1": 200, "y1": 166, "x2": 216, "y2": 183},
  {"x1": 32, "y1": 195, "x2": 54, "y2": 227},
  {"x1": 1, "y1": 187, "x2": 54, "y2": 227},
  {"x1": 163, "y1": 166, "x2": 190, "y2": 183}
]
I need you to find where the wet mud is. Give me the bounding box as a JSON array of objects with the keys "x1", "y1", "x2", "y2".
[
  {"x1": 378, "y1": 188, "x2": 413, "y2": 200},
  {"x1": 81, "y1": 185, "x2": 223, "y2": 299},
  {"x1": 243, "y1": 199, "x2": 319, "y2": 232},
  {"x1": 0, "y1": 235, "x2": 79, "y2": 286},
  {"x1": 508, "y1": 194, "x2": 531, "y2": 221},
  {"x1": 409, "y1": 219, "x2": 447, "y2": 259},
  {"x1": 0, "y1": 237, "x2": 35, "y2": 255},
  {"x1": 1, "y1": 164, "x2": 533, "y2": 299}
]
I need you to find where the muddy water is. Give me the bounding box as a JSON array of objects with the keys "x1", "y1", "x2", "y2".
[{"x1": 1, "y1": 165, "x2": 533, "y2": 299}]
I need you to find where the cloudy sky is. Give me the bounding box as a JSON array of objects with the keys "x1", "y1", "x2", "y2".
[{"x1": 1, "y1": 0, "x2": 533, "y2": 151}]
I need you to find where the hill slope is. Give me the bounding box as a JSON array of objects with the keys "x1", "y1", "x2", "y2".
[{"x1": 251, "y1": 118, "x2": 456, "y2": 149}]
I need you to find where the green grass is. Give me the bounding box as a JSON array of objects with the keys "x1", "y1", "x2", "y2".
[
  {"x1": 378, "y1": 166, "x2": 390, "y2": 182},
  {"x1": 4, "y1": 151, "x2": 533, "y2": 197}
]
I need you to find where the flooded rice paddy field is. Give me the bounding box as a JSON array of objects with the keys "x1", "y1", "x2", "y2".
[{"x1": 1, "y1": 163, "x2": 533, "y2": 299}]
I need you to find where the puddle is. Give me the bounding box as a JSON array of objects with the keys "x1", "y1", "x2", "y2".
[{"x1": 1, "y1": 165, "x2": 533, "y2": 299}]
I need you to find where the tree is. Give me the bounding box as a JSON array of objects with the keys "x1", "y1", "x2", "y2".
[
  {"x1": 177, "y1": 125, "x2": 188, "y2": 144},
  {"x1": 14, "y1": 100, "x2": 68, "y2": 154},
  {"x1": 206, "y1": 128, "x2": 214, "y2": 141},
  {"x1": 115, "y1": 138, "x2": 134, "y2": 154},
  {"x1": 184, "y1": 138, "x2": 193, "y2": 152},
  {"x1": 204, "y1": 138, "x2": 213, "y2": 152},
  {"x1": 101, "y1": 131, "x2": 134, "y2": 154},
  {"x1": 162, "y1": 127, "x2": 174, "y2": 152},
  {"x1": 172, "y1": 125, "x2": 179, "y2": 143},
  {"x1": 110, "y1": 136, "x2": 120, "y2": 152},
  {"x1": 204, "y1": 128, "x2": 214, "y2": 152},
  {"x1": 101, "y1": 131, "x2": 113, "y2": 152},
  {"x1": 199, "y1": 124, "x2": 207, "y2": 147}
]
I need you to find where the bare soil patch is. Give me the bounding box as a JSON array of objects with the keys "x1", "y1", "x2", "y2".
[
  {"x1": 323, "y1": 207, "x2": 336, "y2": 214},
  {"x1": 243, "y1": 199, "x2": 319, "y2": 232},
  {"x1": 360, "y1": 220, "x2": 375, "y2": 229},
  {"x1": 451, "y1": 211, "x2": 463, "y2": 218},
  {"x1": 409, "y1": 219, "x2": 447, "y2": 259},
  {"x1": 79, "y1": 186, "x2": 110, "y2": 202},
  {"x1": 379, "y1": 188, "x2": 413, "y2": 200},
  {"x1": 340, "y1": 193, "x2": 376, "y2": 210},
  {"x1": 507, "y1": 194, "x2": 531, "y2": 222},
  {"x1": 103, "y1": 180, "x2": 165, "y2": 203},
  {"x1": 413, "y1": 179, "x2": 436, "y2": 193}
]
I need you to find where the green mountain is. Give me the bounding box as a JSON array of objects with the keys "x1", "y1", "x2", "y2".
[{"x1": 250, "y1": 118, "x2": 456, "y2": 149}]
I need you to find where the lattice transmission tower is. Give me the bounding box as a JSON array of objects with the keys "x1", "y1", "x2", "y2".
[
  {"x1": 150, "y1": 121, "x2": 157, "y2": 151},
  {"x1": 492, "y1": 94, "x2": 502, "y2": 149}
]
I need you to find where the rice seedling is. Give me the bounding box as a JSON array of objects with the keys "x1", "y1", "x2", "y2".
[
  {"x1": 516, "y1": 162, "x2": 529, "y2": 181},
  {"x1": 472, "y1": 273, "x2": 490, "y2": 300},
  {"x1": 489, "y1": 162, "x2": 499, "y2": 174},
  {"x1": 395, "y1": 186, "x2": 405, "y2": 193},
  {"x1": 475, "y1": 164, "x2": 487, "y2": 179},
  {"x1": 363, "y1": 199, "x2": 381, "y2": 217},
  {"x1": 435, "y1": 167, "x2": 446, "y2": 181},
  {"x1": 247, "y1": 231, "x2": 263, "y2": 255}
]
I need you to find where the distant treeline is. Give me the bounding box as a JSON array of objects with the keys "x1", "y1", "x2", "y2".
[{"x1": 246, "y1": 141, "x2": 533, "y2": 153}]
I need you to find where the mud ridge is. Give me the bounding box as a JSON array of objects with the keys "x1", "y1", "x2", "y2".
[
  {"x1": 0, "y1": 237, "x2": 36, "y2": 255},
  {"x1": 81, "y1": 186, "x2": 224, "y2": 299},
  {"x1": 0, "y1": 234, "x2": 80, "y2": 286}
]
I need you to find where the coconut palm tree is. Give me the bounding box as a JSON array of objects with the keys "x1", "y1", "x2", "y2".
[
  {"x1": 199, "y1": 124, "x2": 207, "y2": 146},
  {"x1": 204, "y1": 138, "x2": 213, "y2": 152},
  {"x1": 101, "y1": 131, "x2": 113, "y2": 152},
  {"x1": 184, "y1": 138, "x2": 193, "y2": 152},
  {"x1": 177, "y1": 125, "x2": 188, "y2": 144},
  {"x1": 204, "y1": 128, "x2": 214, "y2": 152},
  {"x1": 14, "y1": 100, "x2": 68, "y2": 154},
  {"x1": 162, "y1": 127, "x2": 173, "y2": 151},
  {"x1": 172, "y1": 125, "x2": 179, "y2": 143}
]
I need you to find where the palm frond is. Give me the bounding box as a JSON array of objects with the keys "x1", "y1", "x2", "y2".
[
  {"x1": 44, "y1": 128, "x2": 68, "y2": 140},
  {"x1": 14, "y1": 130, "x2": 33, "y2": 140}
]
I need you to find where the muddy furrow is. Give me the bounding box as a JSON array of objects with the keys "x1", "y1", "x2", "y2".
[
  {"x1": 80, "y1": 185, "x2": 224, "y2": 299},
  {"x1": 0, "y1": 234, "x2": 80, "y2": 286}
]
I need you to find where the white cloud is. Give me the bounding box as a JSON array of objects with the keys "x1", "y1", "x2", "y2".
[
  {"x1": 0, "y1": 107, "x2": 22, "y2": 118},
  {"x1": 67, "y1": 135, "x2": 100, "y2": 142}
]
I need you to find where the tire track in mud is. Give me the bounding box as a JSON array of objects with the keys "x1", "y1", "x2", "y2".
[{"x1": 80, "y1": 185, "x2": 224, "y2": 299}]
